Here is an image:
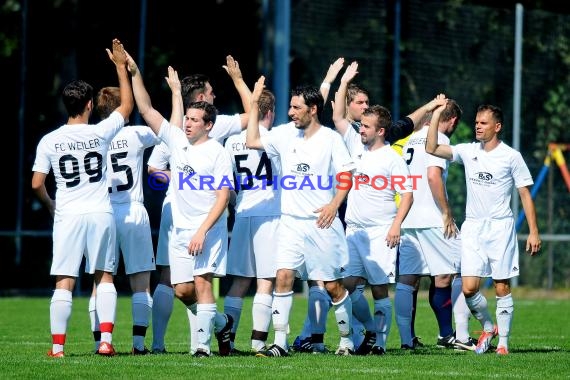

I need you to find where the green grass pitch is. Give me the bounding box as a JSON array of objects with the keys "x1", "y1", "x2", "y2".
[{"x1": 0, "y1": 289, "x2": 568, "y2": 379}]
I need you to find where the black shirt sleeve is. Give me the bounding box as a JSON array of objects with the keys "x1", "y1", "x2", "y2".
[{"x1": 386, "y1": 116, "x2": 414, "y2": 143}]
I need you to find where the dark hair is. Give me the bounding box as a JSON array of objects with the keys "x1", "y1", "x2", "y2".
[
  {"x1": 187, "y1": 101, "x2": 217, "y2": 125},
  {"x1": 62, "y1": 80, "x2": 93, "y2": 118},
  {"x1": 95, "y1": 86, "x2": 120, "y2": 119},
  {"x1": 347, "y1": 83, "x2": 370, "y2": 104},
  {"x1": 477, "y1": 104, "x2": 503, "y2": 124},
  {"x1": 258, "y1": 89, "x2": 275, "y2": 119},
  {"x1": 290, "y1": 85, "x2": 324, "y2": 118},
  {"x1": 181, "y1": 74, "x2": 210, "y2": 109},
  {"x1": 362, "y1": 104, "x2": 392, "y2": 135}
]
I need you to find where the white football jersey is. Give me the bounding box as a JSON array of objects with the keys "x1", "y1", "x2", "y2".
[
  {"x1": 401, "y1": 125, "x2": 450, "y2": 228},
  {"x1": 158, "y1": 120, "x2": 234, "y2": 229},
  {"x1": 147, "y1": 140, "x2": 172, "y2": 197},
  {"x1": 32, "y1": 111, "x2": 124, "y2": 216},
  {"x1": 344, "y1": 127, "x2": 412, "y2": 227},
  {"x1": 261, "y1": 125, "x2": 356, "y2": 218},
  {"x1": 208, "y1": 113, "x2": 242, "y2": 143},
  {"x1": 107, "y1": 125, "x2": 159, "y2": 204},
  {"x1": 451, "y1": 141, "x2": 533, "y2": 220},
  {"x1": 225, "y1": 126, "x2": 281, "y2": 217}
]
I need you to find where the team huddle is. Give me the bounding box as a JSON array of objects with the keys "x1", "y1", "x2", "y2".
[{"x1": 32, "y1": 39, "x2": 541, "y2": 358}]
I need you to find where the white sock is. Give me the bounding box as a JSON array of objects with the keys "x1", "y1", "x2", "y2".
[
  {"x1": 252, "y1": 293, "x2": 272, "y2": 349},
  {"x1": 151, "y1": 284, "x2": 174, "y2": 351},
  {"x1": 374, "y1": 297, "x2": 392, "y2": 350},
  {"x1": 96, "y1": 282, "x2": 117, "y2": 344},
  {"x1": 451, "y1": 277, "x2": 471, "y2": 342},
  {"x1": 50, "y1": 289, "x2": 72, "y2": 353},
  {"x1": 88, "y1": 295, "x2": 100, "y2": 350},
  {"x1": 332, "y1": 290, "x2": 353, "y2": 350},
  {"x1": 465, "y1": 291, "x2": 494, "y2": 333},
  {"x1": 394, "y1": 282, "x2": 414, "y2": 346},
  {"x1": 196, "y1": 303, "x2": 216, "y2": 354},
  {"x1": 132, "y1": 292, "x2": 152, "y2": 350},
  {"x1": 272, "y1": 291, "x2": 293, "y2": 349},
  {"x1": 496, "y1": 294, "x2": 514, "y2": 349}
]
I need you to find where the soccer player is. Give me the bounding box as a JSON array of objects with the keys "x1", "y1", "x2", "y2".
[
  {"x1": 31, "y1": 39, "x2": 133, "y2": 357},
  {"x1": 247, "y1": 76, "x2": 356, "y2": 357},
  {"x1": 223, "y1": 88, "x2": 281, "y2": 353},
  {"x1": 148, "y1": 55, "x2": 252, "y2": 355},
  {"x1": 342, "y1": 104, "x2": 414, "y2": 355},
  {"x1": 87, "y1": 86, "x2": 160, "y2": 355},
  {"x1": 128, "y1": 55, "x2": 234, "y2": 357},
  {"x1": 332, "y1": 61, "x2": 445, "y2": 353},
  {"x1": 426, "y1": 100, "x2": 541, "y2": 355},
  {"x1": 396, "y1": 98, "x2": 474, "y2": 350}
]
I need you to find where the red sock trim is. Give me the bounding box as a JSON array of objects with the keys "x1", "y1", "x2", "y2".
[
  {"x1": 99, "y1": 322, "x2": 114, "y2": 333},
  {"x1": 52, "y1": 334, "x2": 66, "y2": 345}
]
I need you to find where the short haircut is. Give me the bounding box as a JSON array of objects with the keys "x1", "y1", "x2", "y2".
[
  {"x1": 477, "y1": 104, "x2": 503, "y2": 124},
  {"x1": 290, "y1": 85, "x2": 324, "y2": 118},
  {"x1": 362, "y1": 104, "x2": 392, "y2": 135},
  {"x1": 187, "y1": 101, "x2": 218, "y2": 125},
  {"x1": 96, "y1": 86, "x2": 120, "y2": 119},
  {"x1": 258, "y1": 89, "x2": 275, "y2": 120},
  {"x1": 62, "y1": 80, "x2": 94, "y2": 118}
]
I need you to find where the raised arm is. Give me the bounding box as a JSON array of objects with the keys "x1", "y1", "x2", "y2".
[
  {"x1": 223, "y1": 55, "x2": 252, "y2": 128},
  {"x1": 126, "y1": 52, "x2": 166, "y2": 136},
  {"x1": 320, "y1": 57, "x2": 344, "y2": 104},
  {"x1": 105, "y1": 39, "x2": 133, "y2": 121},
  {"x1": 245, "y1": 76, "x2": 266, "y2": 150},
  {"x1": 164, "y1": 66, "x2": 184, "y2": 128},
  {"x1": 332, "y1": 61, "x2": 358, "y2": 136},
  {"x1": 425, "y1": 96, "x2": 453, "y2": 159}
]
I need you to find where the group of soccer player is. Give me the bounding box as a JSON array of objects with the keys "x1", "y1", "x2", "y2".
[{"x1": 32, "y1": 38, "x2": 541, "y2": 358}]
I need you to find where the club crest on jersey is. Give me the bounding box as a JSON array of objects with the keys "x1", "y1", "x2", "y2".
[
  {"x1": 476, "y1": 172, "x2": 493, "y2": 181},
  {"x1": 180, "y1": 165, "x2": 195, "y2": 175},
  {"x1": 291, "y1": 162, "x2": 311, "y2": 176}
]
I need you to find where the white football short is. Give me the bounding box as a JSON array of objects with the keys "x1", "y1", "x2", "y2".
[
  {"x1": 155, "y1": 195, "x2": 173, "y2": 266},
  {"x1": 51, "y1": 212, "x2": 117, "y2": 276},
  {"x1": 227, "y1": 215, "x2": 279, "y2": 279},
  {"x1": 275, "y1": 215, "x2": 349, "y2": 281},
  {"x1": 398, "y1": 227, "x2": 461, "y2": 276},
  {"x1": 112, "y1": 202, "x2": 156, "y2": 275},
  {"x1": 346, "y1": 224, "x2": 397, "y2": 285},
  {"x1": 169, "y1": 224, "x2": 228, "y2": 285},
  {"x1": 460, "y1": 218, "x2": 519, "y2": 279}
]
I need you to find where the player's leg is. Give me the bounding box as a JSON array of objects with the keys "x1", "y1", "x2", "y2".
[
  {"x1": 87, "y1": 282, "x2": 100, "y2": 353},
  {"x1": 251, "y1": 277, "x2": 274, "y2": 352},
  {"x1": 152, "y1": 200, "x2": 174, "y2": 353},
  {"x1": 151, "y1": 267, "x2": 174, "y2": 353},
  {"x1": 431, "y1": 274, "x2": 455, "y2": 347},
  {"x1": 129, "y1": 271, "x2": 153, "y2": 354},
  {"x1": 223, "y1": 276, "x2": 251, "y2": 350}
]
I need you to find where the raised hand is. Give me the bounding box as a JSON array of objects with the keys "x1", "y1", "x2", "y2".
[
  {"x1": 323, "y1": 57, "x2": 345, "y2": 84},
  {"x1": 341, "y1": 61, "x2": 359, "y2": 84},
  {"x1": 165, "y1": 66, "x2": 181, "y2": 93},
  {"x1": 223, "y1": 55, "x2": 243, "y2": 81},
  {"x1": 106, "y1": 38, "x2": 127, "y2": 67}
]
